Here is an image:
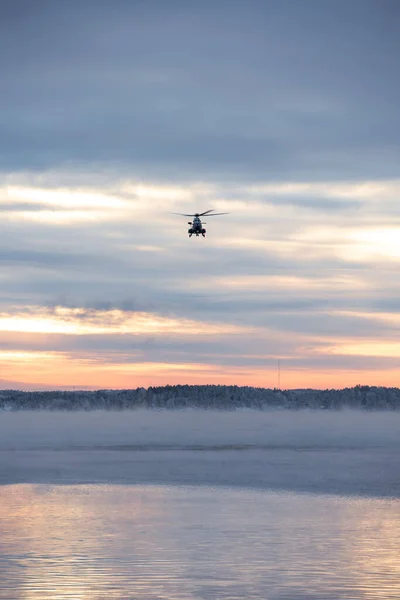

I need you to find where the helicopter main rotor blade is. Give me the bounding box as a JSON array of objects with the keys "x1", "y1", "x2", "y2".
[
  {"x1": 198, "y1": 209, "x2": 216, "y2": 216},
  {"x1": 171, "y1": 212, "x2": 197, "y2": 217},
  {"x1": 202, "y1": 212, "x2": 229, "y2": 216},
  {"x1": 171, "y1": 210, "x2": 229, "y2": 217}
]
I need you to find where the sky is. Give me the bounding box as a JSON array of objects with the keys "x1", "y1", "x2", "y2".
[{"x1": 1, "y1": 0, "x2": 400, "y2": 390}]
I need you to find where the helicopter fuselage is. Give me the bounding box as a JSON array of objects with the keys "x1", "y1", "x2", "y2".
[
  {"x1": 188, "y1": 215, "x2": 206, "y2": 237},
  {"x1": 173, "y1": 209, "x2": 228, "y2": 237}
]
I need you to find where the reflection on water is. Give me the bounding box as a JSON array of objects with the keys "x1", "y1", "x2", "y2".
[{"x1": 0, "y1": 484, "x2": 399, "y2": 600}]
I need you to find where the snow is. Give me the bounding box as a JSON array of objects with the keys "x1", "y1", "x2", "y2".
[{"x1": 1, "y1": 384, "x2": 400, "y2": 411}]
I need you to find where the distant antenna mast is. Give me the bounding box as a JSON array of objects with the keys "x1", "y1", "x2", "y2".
[{"x1": 277, "y1": 359, "x2": 281, "y2": 389}]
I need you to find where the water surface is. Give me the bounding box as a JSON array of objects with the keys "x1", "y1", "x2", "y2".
[
  {"x1": 1, "y1": 410, "x2": 399, "y2": 599},
  {"x1": 1, "y1": 484, "x2": 399, "y2": 600}
]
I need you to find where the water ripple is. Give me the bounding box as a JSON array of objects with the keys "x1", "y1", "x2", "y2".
[{"x1": 0, "y1": 484, "x2": 399, "y2": 600}]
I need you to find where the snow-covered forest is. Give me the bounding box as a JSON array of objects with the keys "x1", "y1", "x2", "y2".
[{"x1": 0, "y1": 385, "x2": 399, "y2": 411}]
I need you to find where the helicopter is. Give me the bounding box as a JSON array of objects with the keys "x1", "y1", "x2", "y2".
[{"x1": 172, "y1": 209, "x2": 229, "y2": 237}]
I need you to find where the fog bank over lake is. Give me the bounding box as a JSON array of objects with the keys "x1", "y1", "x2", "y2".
[{"x1": 1, "y1": 410, "x2": 399, "y2": 497}]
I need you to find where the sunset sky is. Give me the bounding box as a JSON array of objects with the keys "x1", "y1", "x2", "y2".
[{"x1": 1, "y1": 0, "x2": 400, "y2": 390}]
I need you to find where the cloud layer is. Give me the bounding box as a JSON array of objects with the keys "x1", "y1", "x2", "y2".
[{"x1": 1, "y1": 1, "x2": 400, "y2": 389}]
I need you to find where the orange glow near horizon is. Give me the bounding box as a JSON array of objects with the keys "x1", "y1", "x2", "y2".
[
  {"x1": 0, "y1": 348, "x2": 398, "y2": 391},
  {"x1": 0, "y1": 304, "x2": 399, "y2": 390}
]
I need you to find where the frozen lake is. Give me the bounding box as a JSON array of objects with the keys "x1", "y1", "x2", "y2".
[{"x1": 1, "y1": 410, "x2": 399, "y2": 599}]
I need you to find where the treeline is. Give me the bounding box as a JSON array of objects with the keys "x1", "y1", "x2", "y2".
[{"x1": 0, "y1": 384, "x2": 399, "y2": 411}]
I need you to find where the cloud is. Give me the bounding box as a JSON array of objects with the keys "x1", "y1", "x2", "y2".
[
  {"x1": 1, "y1": 2, "x2": 400, "y2": 388},
  {"x1": 0, "y1": 306, "x2": 247, "y2": 336},
  {"x1": 1, "y1": 1, "x2": 400, "y2": 179}
]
